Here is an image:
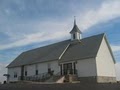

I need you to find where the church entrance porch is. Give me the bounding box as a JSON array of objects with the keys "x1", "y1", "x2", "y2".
[
  {"x1": 60, "y1": 62, "x2": 77, "y2": 75},
  {"x1": 63, "y1": 63, "x2": 72, "y2": 75}
]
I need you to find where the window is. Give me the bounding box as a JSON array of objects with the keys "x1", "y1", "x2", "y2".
[
  {"x1": 35, "y1": 64, "x2": 38, "y2": 75},
  {"x1": 24, "y1": 66, "x2": 27, "y2": 76},
  {"x1": 73, "y1": 34, "x2": 76, "y2": 39},
  {"x1": 48, "y1": 63, "x2": 51, "y2": 73},
  {"x1": 48, "y1": 68, "x2": 51, "y2": 73},
  {"x1": 36, "y1": 70, "x2": 38, "y2": 75},
  {"x1": 14, "y1": 72, "x2": 17, "y2": 78},
  {"x1": 25, "y1": 71, "x2": 27, "y2": 76}
]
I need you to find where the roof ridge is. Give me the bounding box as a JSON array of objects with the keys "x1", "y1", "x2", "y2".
[
  {"x1": 23, "y1": 39, "x2": 70, "y2": 53},
  {"x1": 81, "y1": 33, "x2": 105, "y2": 40}
]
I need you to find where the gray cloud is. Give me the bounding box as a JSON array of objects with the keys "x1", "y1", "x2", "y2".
[{"x1": 1, "y1": 0, "x2": 120, "y2": 50}]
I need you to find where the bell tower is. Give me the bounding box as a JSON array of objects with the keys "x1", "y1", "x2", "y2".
[{"x1": 70, "y1": 17, "x2": 82, "y2": 41}]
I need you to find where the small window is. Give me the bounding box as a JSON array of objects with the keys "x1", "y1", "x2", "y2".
[
  {"x1": 36, "y1": 70, "x2": 38, "y2": 75},
  {"x1": 24, "y1": 66, "x2": 27, "y2": 76},
  {"x1": 25, "y1": 71, "x2": 27, "y2": 76},
  {"x1": 48, "y1": 68, "x2": 51, "y2": 73},
  {"x1": 73, "y1": 34, "x2": 76, "y2": 39},
  {"x1": 14, "y1": 72, "x2": 17, "y2": 78}
]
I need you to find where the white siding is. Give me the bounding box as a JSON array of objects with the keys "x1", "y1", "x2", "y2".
[
  {"x1": 79, "y1": 34, "x2": 82, "y2": 39},
  {"x1": 8, "y1": 67, "x2": 21, "y2": 82},
  {"x1": 96, "y1": 37, "x2": 116, "y2": 77},
  {"x1": 76, "y1": 32, "x2": 80, "y2": 40},
  {"x1": 37, "y1": 60, "x2": 59, "y2": 74},
  {"x1": 76, "y1": 58, "x2": 97, "y2": 77},
  {"x1": 71, "y1": 32, "x2": 80, "y2": 40},
  {"x1": 37, "y1": 62, "x2": 48, "y2": 74},
  {"x1": 50, "y1": 61, "x2": 60, "y2": 74},
  {"x1": 24, "y1": 65, "x2": 35, "y2": 76},
  {"x1": 24, "y1": 60, "x2": 59, "y2": 76},
  {"x1": 8, "y1": 61, "x2": 59, "y2": 82}
]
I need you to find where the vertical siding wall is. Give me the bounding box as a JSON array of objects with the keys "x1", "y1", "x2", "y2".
[
  {"x1": 51, "y1": 61, "x2": 60, "y2": 74},
  {"x1": 8, "y1": 61, "x2": 59, "y2": 82},
  {"x1": 8, "y1": 67, "x2": 21, "y2": 82},
  {"x1": 25, "y1": 60, "x2": 59, "y2": 76},
  {"x1": 76, "y1": 58, "x2": 97, "y2": 77},
  {"x1": 25, "y1": 65, "x2": 35, "y2": 76},
  {"x1": 96, "y1": 37, "x2": 116, "y2": 77}
]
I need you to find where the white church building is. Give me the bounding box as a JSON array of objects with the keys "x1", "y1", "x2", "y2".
[{"x1": 6, "y1": 20, "x2": 116, "y2": 83}]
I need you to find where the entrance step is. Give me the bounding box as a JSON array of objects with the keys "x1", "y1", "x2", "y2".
[
  {"x1": 45, "y1": 75, "x2": 64, "y2": 83},
  {"x1": 64, "y1": 75, "x2": 80, "y2": 83}
]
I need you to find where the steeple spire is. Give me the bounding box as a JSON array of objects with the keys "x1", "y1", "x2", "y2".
[
  {"x1": 74, "y1": 16, "x2": 76, "y2": 25},
  {"x1": 70, "y1": 17, "x2": 82, "y2": 41}
]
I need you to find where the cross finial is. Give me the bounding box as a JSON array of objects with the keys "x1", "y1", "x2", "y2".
[{"x1": 74, "y1": 16, "x2": 76, "y2": 25}]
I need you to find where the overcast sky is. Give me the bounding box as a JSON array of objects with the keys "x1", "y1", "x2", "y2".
[{"x1": 0, "y1": 0, "x2": 120, "y2": 82}]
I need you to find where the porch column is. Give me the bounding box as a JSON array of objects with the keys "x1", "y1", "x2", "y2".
[
  {"x1": 73, "y1": 62, "x2": 76, "y2": 74},
  {"x1": 72, "y1": 62, "x2": 74, "y2": 74},
  {"x1": 60, "y1": 64, "x2": 63, "y2": 75}
]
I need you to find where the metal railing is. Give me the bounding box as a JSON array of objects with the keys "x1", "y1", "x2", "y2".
[
  {"x1": 18, "y1": 72, "x2": 51, "y2": 82},
  {"x1": 18, "y1": 69, "x2": 78, "y2": 82}
]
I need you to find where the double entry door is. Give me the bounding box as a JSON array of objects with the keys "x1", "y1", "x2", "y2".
[{"x1": 63, "y1": 63, "x2": 73, "y2": 75}]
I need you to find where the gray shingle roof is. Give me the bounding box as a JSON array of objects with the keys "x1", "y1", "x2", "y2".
[
  {"x1": 60, "y1": 34, "x2": 104, "y2": 62},
  {"x1": 7, "y1": 40, "x2": 70, "y2": 68},
  {"x1": 7, "y1": 33, "x2": 105, "y2": 68}
]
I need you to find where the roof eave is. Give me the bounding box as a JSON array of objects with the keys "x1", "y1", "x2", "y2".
[
  {"x1": 59, "y1": 56, "x2": 96, "y2": 63},
  {"x1": 95, "y1": 33, "x2": 116, "y2": 64},
  {"x1": 104, "y1": 35, "x2": 116, "y2": 63}
]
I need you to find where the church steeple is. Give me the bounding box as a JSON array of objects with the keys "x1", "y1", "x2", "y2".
[
  {"x1": 70, "y1": 17, "x2": 82, "y2": 41},
  {"x1": 74, "y1": 16, "x2": 76, "y2": 25}
]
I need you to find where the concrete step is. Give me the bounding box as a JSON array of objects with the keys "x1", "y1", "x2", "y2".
[
  {"x1": 45, "y1": 75, "x2": 64, "y2": 83},
  {"x1": 65, "y1": 75, "x2": 80, "y2": 83}
]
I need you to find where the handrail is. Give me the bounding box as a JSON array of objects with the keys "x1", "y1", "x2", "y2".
[
  {"x1": 18, "y1": 69, "x2": 78, "y2": 82},
  {"x1": 18, "y1": 72, "x2": 51, "y2": 82}
]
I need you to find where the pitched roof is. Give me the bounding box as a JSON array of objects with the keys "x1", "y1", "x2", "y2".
[
  {"x1": 7, "y1": 40, "x2": 70, "y2": 68},
  {"x1": 7, "y1": 33, "x2": 105, "y2": 68},
  {"x1": 70, "y1": 24, "x2": 82, "y2": 34},
  {"x1": 60, "y1": 34, "x2": 104, "y2": 62}
]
